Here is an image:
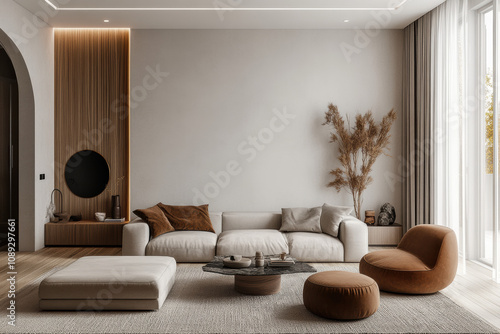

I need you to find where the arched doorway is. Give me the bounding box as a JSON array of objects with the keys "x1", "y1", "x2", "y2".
[
  {"x1": 0, "y1": 42, "x2": 18, "y2": 250},
  {"x1": 0, "y1": 29, "x2": 36, "y2": 251}
]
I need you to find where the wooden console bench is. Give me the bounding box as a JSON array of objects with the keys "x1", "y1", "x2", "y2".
[{"x1": 45, "y1": 220, "x2": 129, "y2": 246}]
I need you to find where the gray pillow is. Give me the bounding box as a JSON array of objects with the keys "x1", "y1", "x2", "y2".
[
  {"x1": 320, "y1": 203, "x2": 353, "y2": 237},
  {"x1": 280, "y1": 207, "x2": 322, "y2": 233}
]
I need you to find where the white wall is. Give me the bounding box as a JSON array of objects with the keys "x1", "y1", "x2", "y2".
[
  {"x1": 0, "y1": 0, "x2": 54, "y2": 250},
  {"x1": 131, "y1": 29, "x2": 403, "y2": 220}
]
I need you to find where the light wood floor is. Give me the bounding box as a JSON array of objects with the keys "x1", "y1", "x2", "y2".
[
  {"x1": 0, "y1": 247, "x2": 122, "y2": 295},
  {"x1": 441, "y1": 261, "x2": 500, "y2": 330},
  {"x1": 1, "y1": 247, "x2": 499, "y2": 331}
]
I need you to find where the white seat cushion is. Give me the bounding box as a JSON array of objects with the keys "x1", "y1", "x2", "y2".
[
  {"x1": 285, "y1": 232, "x2": 344, "y2": 262},
  {"x1": 146, "y1": 231, "x2": 217, "y2": 262},
  {"x1": 217, "y1": 229, "x2": 289, "y2": 257}
]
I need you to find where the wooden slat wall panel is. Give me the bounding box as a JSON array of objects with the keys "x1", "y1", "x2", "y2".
[{"x1": 54, "y1": 29, "x2": 130, "y2": 221}]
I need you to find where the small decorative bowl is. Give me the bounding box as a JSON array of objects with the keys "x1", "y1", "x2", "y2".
[
  {"x1": 223, "y1": 257, "x2": 252, "y2": 268},
  {"x1": 95, "y1": 212, "x2": 106, "y2": 222}
]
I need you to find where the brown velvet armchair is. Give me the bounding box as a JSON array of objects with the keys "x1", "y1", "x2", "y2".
[{"x1": 359, "y1": 224, "x2": 458, "y2": 294}]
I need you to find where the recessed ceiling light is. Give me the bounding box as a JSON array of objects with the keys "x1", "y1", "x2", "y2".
[
  {"x1": 344, "y1": 19, "x2": 350, "y2": 23},
  {"x1": 104, "y1": 19, "x2": 110, "y2": 23}
]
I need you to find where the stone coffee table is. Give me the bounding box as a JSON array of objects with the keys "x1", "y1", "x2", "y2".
[{"x1": 202, "y1": 256, "x2": 316, "y2": 295}]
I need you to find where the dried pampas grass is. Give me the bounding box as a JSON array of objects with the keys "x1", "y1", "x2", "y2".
[{"x1": 323, "y1": 104, "x2": 397, "y2": 219}]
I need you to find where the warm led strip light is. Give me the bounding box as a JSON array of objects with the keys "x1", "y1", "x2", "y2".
[{"x1": 44, "y1": 0, "x2": 408, "y2": 11}]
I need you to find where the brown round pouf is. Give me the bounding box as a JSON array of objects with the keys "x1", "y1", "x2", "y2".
[{"x1": 303, "y1": 271, "x2": 380, "y2": 320}]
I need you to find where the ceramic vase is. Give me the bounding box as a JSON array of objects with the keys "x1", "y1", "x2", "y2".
[{"x1": 112, "y1": 195, "x2": 121, "y2": 219}]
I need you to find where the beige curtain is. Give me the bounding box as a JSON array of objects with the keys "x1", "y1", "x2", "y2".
[
  {"x1": 403, "y1": 1, "x2": 466, "y2": 234},
  {"x1": 403, "y1": 16, "x2": 434, "y2": 233}
]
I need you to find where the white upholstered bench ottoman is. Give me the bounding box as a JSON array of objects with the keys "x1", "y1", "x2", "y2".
[{"x1": 39, "y1": 256, "x2": 176, "y2": 311}]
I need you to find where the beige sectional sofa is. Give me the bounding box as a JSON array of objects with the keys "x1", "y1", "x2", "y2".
[{"x1": 122, "y1": 211, "x2": 368, "y2": 263}]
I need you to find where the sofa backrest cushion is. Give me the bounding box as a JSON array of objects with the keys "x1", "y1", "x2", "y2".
[
  {"x1": 222, "y1": 212, "x2": 281, "y2": 231},
  {"x1": 320, "y1": 203, "x2": 353, "y2": 238},
  {"x1": 133, "y1": 205, "x2": 175, "y2": 239},
  {"x1": 134, "y1": 212, "x2": 222, "y2": 236},
  {"x1": 280, "y1": 207, "x2": 322, "y2": 233},
  {"x1": 209, "y1": 212, "x2": 222, "y2": 235}
]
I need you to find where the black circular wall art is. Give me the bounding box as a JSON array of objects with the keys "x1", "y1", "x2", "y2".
[{"x1": 64, "y1": 150, "x2": 109, "y2": 198}]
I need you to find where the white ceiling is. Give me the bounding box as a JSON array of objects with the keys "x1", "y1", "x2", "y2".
[{"x1": 13, "y1": 0, "x2": 446, "y2": 29}]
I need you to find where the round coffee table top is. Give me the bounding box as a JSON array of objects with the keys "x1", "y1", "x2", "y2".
[{"x1": 202, "y1": 256, "x2": 316, "y2": 276}]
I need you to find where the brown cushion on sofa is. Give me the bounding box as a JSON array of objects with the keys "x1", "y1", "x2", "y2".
[
  {"x1": 133, "y1": 205, "x2": 174, "y2": 239},
  {"x1": 157, "y1": 204, "x2": 215, "y2": 233}
]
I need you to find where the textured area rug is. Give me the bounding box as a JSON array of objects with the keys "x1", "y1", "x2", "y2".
[{"x1": 1, "y1": 263, "x2": 498, "y2": 333}]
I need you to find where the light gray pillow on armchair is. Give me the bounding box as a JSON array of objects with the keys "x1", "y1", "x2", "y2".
[
  {"x1": 320, "y1": 203, "x2": 353, "y2": 237},
  {"x1": 280, "y1": 207, "x2": 322, "y2": 233}
]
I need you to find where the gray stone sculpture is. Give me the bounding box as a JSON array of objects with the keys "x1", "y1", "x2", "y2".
[{"x1": 378, "y1": 203, "x2": 396, "y2": 225}]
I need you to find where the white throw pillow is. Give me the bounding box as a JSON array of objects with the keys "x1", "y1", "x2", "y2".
[
  {"x1": 320, "y1": 203, "x2": 353, "y2": 237},
  {"x1": 280, "y1": 207, "x2": 322, "y2": 233}
]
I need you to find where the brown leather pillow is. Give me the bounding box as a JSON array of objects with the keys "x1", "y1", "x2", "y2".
[
  {"x1": 157, "y1": 203, "x2": 215, "y2": 233},
  {"x1": 133, "y1": 205, "x2": 175, "y2": 238}
]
